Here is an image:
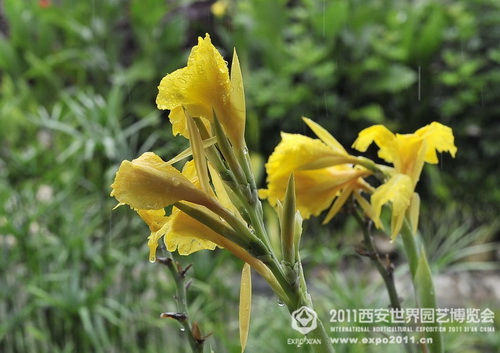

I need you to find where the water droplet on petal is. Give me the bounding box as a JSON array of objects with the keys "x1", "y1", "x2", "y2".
[
  {"x1": 180, "y1": 327, "x2": 185, "y2": 332},
  {"x1": 277, "y1": 299, "x2": 285, "y2": 307}
]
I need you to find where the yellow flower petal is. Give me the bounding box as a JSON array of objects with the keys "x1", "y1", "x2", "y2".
[
  {"x1": 371, "y1": 174, "x2": 413, "y2": 240},
  {"x1": 147, "y1": 223, "x2": 169, "y2": 263},
  {"x1": 394, "y1": 133, "x2": 426, "y2": 183},
  {"x1": 352, "y1": 125, "x2": 398, "y2": 163},
  {"x1": 110, "y1": 152, "x2": 213, "y2": 210},
  {"x1": 322, "y1": 183, "x2": 355, "y2": 224},
  {"x1": 157, "y1": 34, "x2": 230, "y2": 115},
  {"x1": 263, "y1": 132, "x2": 370, "y2": 219},
  {"x1": 137, "y1": 210, "x2": 170, "y2": 263},
  {"x1": 266, "y1": 133, "x2": 349, "y2": 178},
  {"x1": 166, "y1": 205, "x2": 220, "y2": 255},
  {"x1": 415, "y1": 121, "x2": 457, "y2": 163},
  {"x1": 138, "y1": 209, "x2": 168, "y2": 232},
  {"x1": 156, "y1": 34, "x2": 245, "y2": 147}
]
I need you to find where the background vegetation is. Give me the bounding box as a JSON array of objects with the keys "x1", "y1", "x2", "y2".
[{"x1": 0, "y1": 0, "x2": 498, "y2": 352}]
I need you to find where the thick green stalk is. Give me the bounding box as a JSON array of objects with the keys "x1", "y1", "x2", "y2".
[
  {"x1": 400, "y1": 220, "x2": 420, "y2": 279},
  {"x1": 401, "y1": 219, "x2": 443, "y2": 353},
  {"x1": 288, "y1": 261, "x2": 336, "y2": 353}
]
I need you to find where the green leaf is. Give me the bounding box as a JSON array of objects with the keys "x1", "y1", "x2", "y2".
[
  {"x1": 349, "y1": 104, "x2": 386, "y2": 124},
  {"x1": 369, "y1": 65, "x2": 417, "y2": 93},
  {"x1": 415, "y1": 249, "x2": 443, "y2": 353},
  {"x1": 281, "y1": 174, "x2": 296, "y2": 264},
  {"x1": 184, "y1": 109, "x2": 211, "y2": 194},
  {"x1": 239, "y1": 263, "x2": 252, "y2": 353}
]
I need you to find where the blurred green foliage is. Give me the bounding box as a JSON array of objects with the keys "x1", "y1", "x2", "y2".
[
  {"x1": 0, "y1": 0, "x2": 499, "y2": 352},
  {"x1": 218, "y1": 0, "x2": 500, "y2": 219}
]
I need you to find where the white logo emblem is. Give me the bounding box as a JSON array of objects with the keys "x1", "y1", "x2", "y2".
[{"x1": 291, "y1": 306, "x2": 318, "y2": 334}]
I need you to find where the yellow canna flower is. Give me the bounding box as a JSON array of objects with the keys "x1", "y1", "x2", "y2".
[
  {"x1": 111, "y1": 154, "x2": 222, "y2": 258},
  {"x1": 260, "y1": 130, "x2": 372, "y2": 220},
  {"x1": 110, "y1": 152, "x2": 215, "y2": 210},
  {"x1": 352, "y1": 122, "x2": 457, "y2": 239},
  {"x1": 111, "y1": 154, "x2": 283, "y2": 293},
  {"x1": 156, "y1": 33, "x2": 246, "y2": 148},
  {"x1": 352, "y1": 122, "x2": 457, "y2": 186}
]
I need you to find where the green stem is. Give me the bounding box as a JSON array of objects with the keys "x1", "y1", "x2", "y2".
[
  {"x1": 353, "y1": 210, "x2": 414, "y2": 353},
  {"x1": 288, "y1": 261, "x2": 336, "y2": 353},
  {"x1": 307, "y1": 318, "x2": 336, "y2": 353},
  {"x1": 401, "y1": 219, "x2": 443, "y2": 353},
  {"x1": 353, "y1": 211, "x2": 402, "y2": 310},
  {"x1": 158, "y1": 254, "x2": 204, "y2": 353},
  {"x1": 400, "y1": 220, "x2": 420, "y2": 280}
]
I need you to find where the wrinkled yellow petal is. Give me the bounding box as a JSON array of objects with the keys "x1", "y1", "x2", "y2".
[
  {"x1": 110, "y1": 152, "x2": 213, "y2": 210},
  {"x1": 371, "y1": 174, "x2": 414, "y2": 240},
  {"x1": 156, "y1": 34, "x2": 244, "y2": 146},
  {"x1": 157, "y1": 34, "x2": 230, "y2": 115},
  {"x1": 138, "y1": 209, "x2": 168, "y2": 232},
  {"x1": 147, "y1": 223, "x2": 169, "y2": 263},
  {"x1": 415, "y1": 121, "x2": 457, "y2": 163},
  {"x1": 137, "y1": 210, "x2": 170, "y2": 262},
  {"x1": 166, "y1": 205, "x2": 220, "y2": 255},
  {"x1": 352, "y1": 125, "x2": 397, "y2": 163}
]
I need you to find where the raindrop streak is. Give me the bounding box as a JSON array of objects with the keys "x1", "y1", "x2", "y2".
[
  {"x1": 418, "y1": 66, "x2": 421, "y2": 102},
  {"x1": 324, "y1": 92, "x2": 329, "y2": 118},
  {"x1": 322, "y1": 0, "x2": 326, "y2": 38}
]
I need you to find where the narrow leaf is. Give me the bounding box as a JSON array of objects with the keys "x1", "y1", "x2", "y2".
[
  {"x1": 281, "y1": 174, "x2": 296, "y2": 264},
  {"x1": 415, "y1": 249, "x2": 443, "y2": 353},
  {"x1": 303, "y1": 117, "x2": 346, "y2": 153},
  {"x1": 323, "y1": 184, "x2": 354, "y2": 224},
  {"x1": 408, "y1": 192, "x2": 421, "y2": 236},
  {"x1": 184, "y1": 108, "x2": 211, "y2": 194},
  {"x1": 239, "y1": 263, "x2": 252, "y2": 353},
  {"x1": 166, "y1": 137, "x2": 217, "y2": 165},
  {"x1": 297, "y1": 155, "x2": 359, "y2": 170},
  {"x1": 230, "y1": 48, "x2": 246, "y2": 148}
]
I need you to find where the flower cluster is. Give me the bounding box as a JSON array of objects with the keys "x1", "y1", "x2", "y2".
[
  {"x1": 110, "y1": 33, "x2": 457, "y2": 353},
  {"x1": 110, "y1": 34, "x2": 287, "y2": 301},
  {"x1": 261, "y1": 120, "x2": 457, "y2": 240}
]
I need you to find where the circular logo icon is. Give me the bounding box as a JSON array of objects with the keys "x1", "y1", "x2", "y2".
[{"x1": 291, "y1": 306, "x2": 318, "y2": 334}]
